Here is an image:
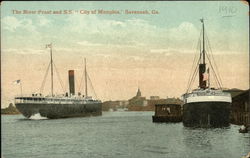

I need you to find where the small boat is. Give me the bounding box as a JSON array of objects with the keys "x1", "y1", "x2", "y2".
[
  {"x1": 152, "y1": 104, "x2": 182, "y2": 123},
  {"x1": 239, "y1": 125, "x2": 248, "y2": 133},
  {"x1": 242, "y1": 152, "x2": 250, "y2": 158}
]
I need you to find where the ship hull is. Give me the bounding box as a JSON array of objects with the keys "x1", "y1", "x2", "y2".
[
  {"x1": 152, "y1": 116, "x2": 182, "y2": 123},
  {"x1": 15, "y1": 102, "x2": 102, "y2": 119},
  {"x1": 183, "y1": 102, "x2": 231, "y2": 127}
]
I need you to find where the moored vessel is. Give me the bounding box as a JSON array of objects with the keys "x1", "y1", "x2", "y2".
[
  {"x1": 182, "y1": 19, "x2": 232, "y2": 127},
  {"x1": 152, "y1": 104, "x2": 182, "y2": 123}
]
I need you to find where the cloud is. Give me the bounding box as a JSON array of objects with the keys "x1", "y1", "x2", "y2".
[
  {"x1": 150, "y1": 48, "x2": 197, "y2": 54},
  {"x1": 37, "y1": 16, "x2": 51, "y2": 26},
  {"x1": 2, "y1": 15, "x2": 199, "y2": 53},
  {"x1": 64, "y1": 16, "x2": 198, "y2": 50},
  {"x1": 2, "y1": 48, "x2": 46, "y2": 55},
  {"x1": 150, "y1": 49, "x2": 171, "y2": 53},
  {"x1": 150, "y1": 49, "x2": 173, "y2": 56},
  {"x1": 77, "y1": 41, "x2": 103, "y2": 47},
  {"x1": 2, "y1": 16, "x2": 39, "y2": 35},
  {"x1": 164, "y1": 22, "x2": 200, "y2": 46},
  {"x1": 2, "y1": 14, "x2": 244, "y2": 56},
  {"x1": 21, "y1": 19, "x2": 37, "y2": 33},
  {"x1": 62, "y1": 15, "x2": 159, "y2": 45},
  {"x1": 64, "y1": 14, "x2": 104, "y2": 34},
  {"x1": 1, "y1": 16, "x2": 21, "y2": 32}
]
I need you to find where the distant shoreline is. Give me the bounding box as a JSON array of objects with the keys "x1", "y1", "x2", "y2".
[{"x1": 1, "y1": 103, "x2": 20, "y2": 115}]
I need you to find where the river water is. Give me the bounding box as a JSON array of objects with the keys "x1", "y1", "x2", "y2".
[{"x1": 1, "y1": 112, "x2": 250, "y2": 158}]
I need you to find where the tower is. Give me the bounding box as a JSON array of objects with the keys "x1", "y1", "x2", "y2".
[{"x1": 136, "y1": 88, "x2": 141, "y2": 97}]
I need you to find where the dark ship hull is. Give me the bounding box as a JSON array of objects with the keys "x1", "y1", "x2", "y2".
[
  {"x1": 152, "y1": 116, "x2": 182, "y2": 123},
  {"x1": 15, "y1": 102, "x2": 102, "y2": 119},
  {"x1": 183, "y1": 101, "x2": 231, "y2": 127}
]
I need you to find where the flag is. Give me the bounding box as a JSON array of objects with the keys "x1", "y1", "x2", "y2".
[
  {"x1": 46, "y1": 43, "x2": 52, "y2": 48},
  {"x1": 203, "y1": 73, "x2": 208, "y2": 81},
  {"x1": 200, "y1": 18, "x2": 204, "y2": 23},
  {"x1": 13, "y1": 80, "x2": 21, "y2": 84},
  {"x1": 203, "y1": 68, "x2": 209, "y2": 81}
]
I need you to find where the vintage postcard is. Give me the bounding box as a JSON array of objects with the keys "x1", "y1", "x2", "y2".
[{"x1": 1, "y1": 1, "x2": 249, "y2": 158}]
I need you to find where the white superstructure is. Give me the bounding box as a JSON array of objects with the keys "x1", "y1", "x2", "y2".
[{"x1": 182, "y1": 89, "x2": 232, "y2": 104}]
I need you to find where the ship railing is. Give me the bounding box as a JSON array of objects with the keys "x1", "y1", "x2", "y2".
[
  {"x1": 14, "y1": 97, "x2": 97, "y2": 104},
  {"x1": 184, "y1": 92, "x2": 231, "y2": 98},
  {"x1": 14, "y1": 94, "x2": 44, "y2": 98},
  {"x1": 14, "y1": 94, "x2": 68, "y2": 98}
]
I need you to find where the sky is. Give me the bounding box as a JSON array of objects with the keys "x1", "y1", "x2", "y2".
[{"x1": 1, "y1": 1, "x2": 249, "y2": 107}]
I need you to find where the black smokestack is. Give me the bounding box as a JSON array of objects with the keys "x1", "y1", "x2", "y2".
[
  {"x1": 68, "y1": 70, "x2": 75, "y2": 96},
  {"x1": 199, "y1": 64, "x2": 206, "y2": 89}
]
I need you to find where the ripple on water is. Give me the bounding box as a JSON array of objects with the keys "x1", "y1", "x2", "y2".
[{"x1": 1, "y1": 112, "x2": 250, "y2": 158}]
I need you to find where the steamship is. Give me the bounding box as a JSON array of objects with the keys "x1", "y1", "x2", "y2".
[
  {"x1": 181, "y1": 19, "x2": 231, "y2": 127},
  {"x1": 14, "y1": 44, "x2": 102, "y2": 119}
]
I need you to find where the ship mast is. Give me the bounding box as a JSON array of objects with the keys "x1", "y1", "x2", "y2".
[
  {"x1": 84, "y1": 58, "x2": 88, "y2": 97},
  {"x1": 202, "y1": 19, "x2": 205, "y2": 64},
  {"x1": 50, "y1": 43, "x2": 54, "y2": 96},
  {"x1": 199, "y1": 18, "x2": 206, "y2": 89}
]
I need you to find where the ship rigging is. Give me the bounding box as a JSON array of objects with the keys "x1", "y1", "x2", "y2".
[
  {"x1": 14, "y1": 43, "x2": 102, "y2": 119},
  {"x1": 186, "y1": 19, "x2": 223, "y2": 92},
  {"x1": 182, "y1": 18, "x2": 232, "y2": 127}
]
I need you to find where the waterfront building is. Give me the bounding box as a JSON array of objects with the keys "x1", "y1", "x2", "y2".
[
  {"x1": 128, "y1": 88, "x2": 147, "y2": 106},
  {"x1": 150, "y1": 96, "x2": 160, "y2": 100},
  {"x1": 230, "y1": 89, "x2": 250, "y2": 126},
  {"x1": 223, "y1": 88, "x2": 245, "y2": 98}
]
